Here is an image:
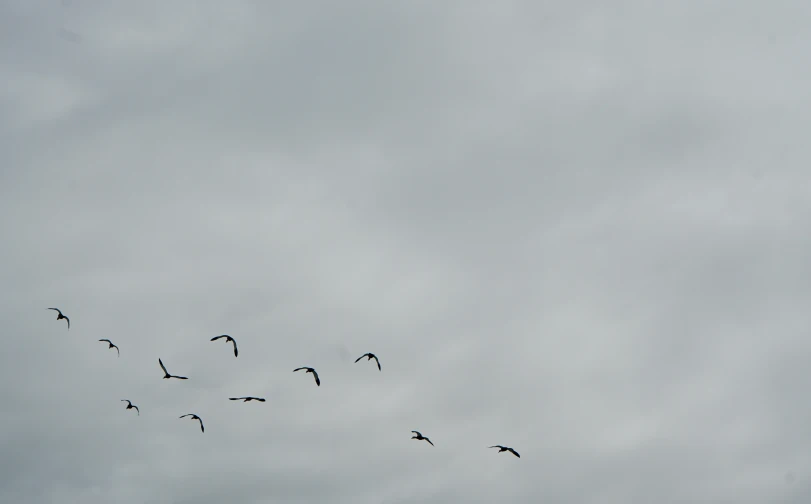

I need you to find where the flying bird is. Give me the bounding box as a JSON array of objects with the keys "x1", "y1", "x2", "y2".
[
  {"x1": 210, "y1": 334, "x2": 238, "y2": 357},
  {"x1": 99, "y1": 339, "x2": 119, "y2": 356},
  {"x1": 354, "y1": 352, "x2": 381, "y2": 371},
  {"x1": 411, "y1": 431, "x2": 434, "y2": 446},
  {"x1": 121, "y1": 399, "x2": 139, "y2": 415},
  {"x1": 159, "y1": 358, "x2": 188, "y2": 380},
  {"x1": 47, "y1": 308, "x2": 70, "y2": 329},
  {"x1": 293, "y1": 367, "x2": 320, "y2": 386},
  {"x1": 489, "y1": 445, "x2": 520, "y2": 458},
  {"x1": 179, "y1": 414, "x2": 204, "y2": 432},
  {"x1": 229, "y1": 397, "x2": 266, "y2": 402}
]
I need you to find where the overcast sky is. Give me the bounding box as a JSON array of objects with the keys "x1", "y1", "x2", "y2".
[{"x1": 2, "y1": 1, "x2": 811, "y2": 503}]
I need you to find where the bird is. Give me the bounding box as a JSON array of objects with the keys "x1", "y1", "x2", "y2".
[
  {"x1": 354, "y1": 352, "x2": 381, "y2": 371},
  {"x1": 179, "y1": 414, "x2": 204, "y2": 432},
  {"x1": 229, "y1": 397, "x2": 266, "y2": 402},
  {"x1": 411, "y1": 431, "x2": 434, "y2": 446},
  {"x1": 99, "y1": 339, "x2": 119, "y2": 356},
  {"x1": 47, "y1": 308, "x2": 70, "y2": 330},
  {"x1": 159, "y1": 358, "x2": 188, "y2": 380},
  {"x1": 121, "y1": 399, "x2": 139, "y2": 415},
  {"x1": 489, "y1": 445, "x2": 520, "y2": 458},
  {"x1": 293, "y1": 367, "x2": 320, "y2": 386},
  {"x1": 210, "y1": 334, "x2": 238, "y2": 357}
]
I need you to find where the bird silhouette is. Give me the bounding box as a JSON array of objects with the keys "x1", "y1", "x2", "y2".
[
  {"x1": 159, "y1": 358, "x2": 188, "y2": 380},
  {"x1": 229, "y1": 397, "x2": 266, "y2": 402},
  {"x1": 411, "y1": 431, "x2": 434, "y2": 446},
  {"x1": 210, "y1": 334, "x2": 238, "y2": 357},
  {"x1": 179, "y1": 414, "x2": 204, "y2": 432},
  {"x1": 99, "y1": 339, "x2": 119, "y2": 356},
  {"x1": 489, "y1": 445, "x2": 520, "y2": 458},
  {"x1": 121, "y1": 399, "x2": 139, "y2": 415},
  {"x1": 47, "y1": 308, "x2": 70, "y2": 330},
  {"x1": 293, "y1": 367, "x2": 320, "y2": 386},
  {"x1": 354, "y1": 352, "x2": 381, "y2": 371}
]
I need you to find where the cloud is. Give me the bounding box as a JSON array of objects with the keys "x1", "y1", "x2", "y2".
[{"x1": 1, "y1": 1, "x2": 810, "y2": 503}]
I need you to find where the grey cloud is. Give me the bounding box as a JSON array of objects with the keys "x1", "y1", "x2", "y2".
[{"x1": 2, "y1": 1, "x2": 811, "y2": 503}]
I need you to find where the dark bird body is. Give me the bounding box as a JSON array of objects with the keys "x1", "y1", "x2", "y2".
[
  {"x1": 293, "y1": 367, "x2": 320, "y2": 386},
  {"x1": 47, "y1": 308, "x2": 70, "y2": 329},
  {"x1": 159, "y1": 358, "x2": 188, "y2": 380},
  {"x1": 354, "y1": 352, "x2": 381, "y2": 371},
  {"x1": 229, "y1": 397, "x2": 266, "y2": 402},
  {"x1": 99, "y1": 339, "x2": 119, "y2": 356},
  {"x1": 211, "y1": 334, "x2": 238, "y2": 357},
  {"x1": 121, "y1": 400, "x2": 139, "y2": 415},
  {"x1": 489, "y1": 445, "x2": 520, "y2": 458},
  {"x1": 411, "y1": 431, "x2": 434, "y2": 446},
  {"x1": 180, "y1": 414, "x2": 204, "y2": 432}
]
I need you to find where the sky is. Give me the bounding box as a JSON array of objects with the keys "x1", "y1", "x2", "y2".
[{"x1": 1, "y1": 1, "x2": 811, "y2": 503}]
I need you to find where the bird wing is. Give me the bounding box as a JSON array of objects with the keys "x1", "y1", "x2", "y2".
[
  {"x1": 312, "y1": 369, "x2": 320, "y2": 386},
  {"x1": 229, "y1": 397, "x2": 241, "y2": 401},
  {"x1": 508, "y1": 448, "x2": 520, "y2": 458},
  {"x1": 231, "y1": 339, "x2": 238, "y2": 357},
  {"x1": 293, "y1": 367, "x2": 306, "y2": 372},
  {"x1": 48, "y1": 308, "x2": 62, "y2": 315},
  {"x1": 121, "y1": 400, "x2": 130, "y2": 405},
  {"x1": 489, "y1": 445, "x2": 503, "y2": 449},
  {"x1": 173, "y1": 375, "x2": 188, "y2": 380},
  {"x1": 114, "y1": 345, "x2": 120, "y2": 356},
  {"x1": 372, "y1": 355, "x2": 381, "y2": 370},
  {"x1": 354, "y1": 354, "x2": 366, "y2": 363},
  {"x1": 179, "y1": 414, "x2": 191, "y2": 418},
  {"x1": 65, "y1": 316, "x2": 70, "y2": 329},
  {"x1": 412, "y1": 431, "x2": 421, "y2": 435},
  {"x1": 198, "y1": 418, "x2": 204, "y2": 432},
  {"x1": 133, "y1": 405, "x2": 139, "y2": 415},
  {"x1": 99, "y1": 339, "x2": 111, "y2": 344},
  {"x1": 159, "y1": 359, "x2": 168, "y2": 374},
  {"x1": 426, "y1": 438, "x2": 434, "y2": 446},
  {"x1": 210, "y1": 335, "x2": 225, "y2": 341}
]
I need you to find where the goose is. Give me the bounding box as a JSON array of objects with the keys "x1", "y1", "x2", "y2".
[
  {"x1": 354, "y1": 352, "x2": 381, "y2": 371},
  {"x1": 159, "y1": 358, "x2": 188, "y2": 380},
  {"x1": 179, "y1": 414, "x2": 204, "y2": 432},
  {"x1": 47, "y1": 308, "x2": 70, "y2": 329},
  {"x1": 99, "y1": 339, "x2": 119, "y2": 356},
  {"x1": 210, "y1": 334, "x2": 238, "y2": 357},
  {"x1": 411, "y1": 431, "x2": 434, "y2": 446},
  {"x1": 293, "y1": 367, "x2": 320, "y2": 386},
  {"x1": 489, "y1": 445, "x2": 520, "y2": 458}
]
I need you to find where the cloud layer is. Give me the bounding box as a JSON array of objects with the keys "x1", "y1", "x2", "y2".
[{"x1": 2, "y1": 1, "x2": 811, "y2": 503}]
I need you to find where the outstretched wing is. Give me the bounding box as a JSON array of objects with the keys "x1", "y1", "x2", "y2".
[
  {"x1": 179, "y1": 414, "x2": 191, "y2": 418},
  {"x1": 64, "y1": 316, "x2": 70, "y2": 329},
  {"x1": 198, "y1": 418, "x2": 205, "y2": 432},
  {"x1": 121, "y1": 400, "x2": 131, "y2": 405},
  {"x1": 293, "y1": 367, "x2": 307, "y2": 372},
  {"x1": 113, "y1": 345, "x2": 120, "y2": 356},
  {"x1": 229, "y1": 397, "x2": 242, "y2": 401},
  {"x1": 159, "y1": 359, "x2": 168, "y2": 374},
  {"x1": 48, "y1": 308, "x2": 62, "y2": 315},
  {"x1": 231, "y1": 339, "x2": 238, "y2": 357},
  {"x1": 312, "y1": 369, "x2": 320, "y2": 386},
  {"x1": 489, "y1": 445, "x2": 503, "y2": 449},
  {"x1": 99, "y1": 339, "x2": 111, "y2": 344},
  {"x1": 173, "y1": 375, "x2": 188, "y2": 380},
  {"x1": 425, "y1": 438, "x2": 434, "y2": 446},
  {"x1": 211, "y1": 335, "x2": 226, "y2": 341},
  {"x1": 412, "y1": 431, "x2": 421, "y2": 436},
  {"x1": 133, "y1": 406, "x2": 140, "y2": 415},
  {"x1": 372, "y1": 355, "x2": 381, "y2": 371},
  {"x1": 507, "y1": 448, "x2": 520, "y2": 458},
  {"x1": 354, "y1": 354, "x2": 366, "y2": 363}
]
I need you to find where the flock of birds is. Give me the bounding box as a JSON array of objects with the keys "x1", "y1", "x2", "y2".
[{"x1": 47, "y1": 306, "x2": 521, "y2": 458}]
